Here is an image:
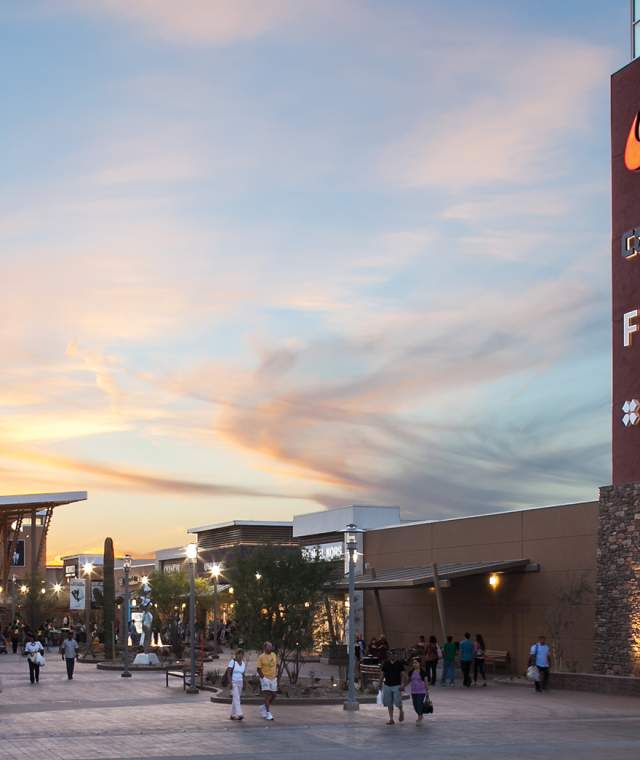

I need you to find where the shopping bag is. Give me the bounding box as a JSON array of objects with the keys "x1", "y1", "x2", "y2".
[
  {"x1": 376, "y1": 689, "x2": 384, "y2": 706},
  {"x1": 526, "y1": 665, "x2": 539, "y2": 682},
  {"x1": 35, "y1": 652, "x2": 46, "y2": 667}
]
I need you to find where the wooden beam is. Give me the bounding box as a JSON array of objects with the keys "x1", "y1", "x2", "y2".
[
  {"x1": 373, "y1": 588, "x2": 387, "y2": 639},
  {"x1": 431, "y1": 563, "x2": 448, "y2": 642}
]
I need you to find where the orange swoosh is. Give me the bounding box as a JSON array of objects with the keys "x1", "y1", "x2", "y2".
[{"x1": 625, "y1": 112, "x2": 640, "y2": 171}]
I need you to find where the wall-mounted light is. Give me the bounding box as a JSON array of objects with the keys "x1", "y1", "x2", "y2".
[{"x1": 489, "y1": 573, "x2": 500, "y2": 589}]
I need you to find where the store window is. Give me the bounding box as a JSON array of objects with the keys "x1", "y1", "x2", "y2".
[{"x1": 634, "y1": 0, "x2": 640, "y2": 59}]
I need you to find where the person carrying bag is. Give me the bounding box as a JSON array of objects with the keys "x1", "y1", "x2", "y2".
[
  {"x1": 225, "y1": 648, "x2": 246, "y2": 721},
  {"x1": 24, "y1": 634, "x2": 44, "y2": 685}
]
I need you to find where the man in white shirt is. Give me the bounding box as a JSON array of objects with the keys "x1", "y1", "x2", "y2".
[{"x1": 529, "y1": 635, "x2": 551, "y2": 692}]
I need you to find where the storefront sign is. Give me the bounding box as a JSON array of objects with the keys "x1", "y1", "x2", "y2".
[{"x1": 302, "y1": 542, "x2": 344, "y2": 561}]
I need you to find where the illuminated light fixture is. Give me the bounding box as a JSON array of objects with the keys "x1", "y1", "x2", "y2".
[
  {"x1": 40, "y1": 588, "x2": 46, "y2": 595},
  {"x1": 20, "y1": 584, "x2": 28, "y2": 593},
  {"x1": 0, "y1": 585, "x2": 3, "y2": 593},
  {"x1": 141, "y1": 576, "x2": 149, "y2": 585},
  {"x1": 304, "y1": 601, "x2": 310, "y2": 608},
  {"x1": 53, "y1": 583, "x2": 62, "y2": 593},
  {"x1": 82, "y1": 562, "x2": 94, "y2": 576},
  {"x1": 255, "y1": 572, "x2": 262, "y2": 581},
  {"x1": 489, "y1": 573, "x2": 500, "y2": 589},
  {"x1": 210, "y1": 562, "x2": 222, "y2": 579},
  {"x1": 185, "y1": 543, "x2": 198, "y2": 561},
  {"x1": 228, "y1": 586, "x2": 234, "y2": 595},
  {"x1": 131, "y1": 599, "x2": 137, "y2": 607}
]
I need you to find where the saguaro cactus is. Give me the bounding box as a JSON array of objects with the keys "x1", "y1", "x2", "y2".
[{"x1": 103, "y1": 537, "x2": 116, "y2": 659}]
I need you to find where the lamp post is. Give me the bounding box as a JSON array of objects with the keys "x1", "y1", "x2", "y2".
[
  {"x1": 82, "y1": 562, "x2": 94, "y2": 656},
  {"x1": 122, "y1": 555, "x2": 132, "y2": 678},
  {"x1": 343, "y1": 523, "x2": 362, "y2": 711},
  {"x1": 185, "y1": 543, "x2": 199, "y2": 694},
  {"x1": 210, "y1": 562, "x2": 222, "y2": 654}
]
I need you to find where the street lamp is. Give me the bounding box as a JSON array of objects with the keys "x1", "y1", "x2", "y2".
[
  {"x1": 82, "y1": 562, "x2": 94, "y2": 656},
  {"x1": 185, "y1": 542, "x2": 199, "y2": 694},
  {"x1": 210, "y1": 562, "x2": 222, "y2": 653},
  {"x1": 122, "y1": 555, "x2": 132, "y2": 678},
  {"x1": 343, "y1": 523, "x2": 363, "y2": 712}
]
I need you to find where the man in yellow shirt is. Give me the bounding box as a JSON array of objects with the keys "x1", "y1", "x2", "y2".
[{"x1": 256, "y1": 641, "x2": 278, "y2": 720}]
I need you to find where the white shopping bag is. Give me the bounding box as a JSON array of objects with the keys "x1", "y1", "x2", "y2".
[
  {"x1": 526, "y1": 665, "x2": 539, "y2": 682},
  {"x1": 376, "y1": 689, "x2": 384, "y2": 706}
]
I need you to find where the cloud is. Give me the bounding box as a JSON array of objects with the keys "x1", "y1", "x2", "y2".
[
  {"x1": 382, "y1": 39, "x2": 609, "y2": 189},
  {"x1": 61, "y1": 0, "x2": 332, "y2": 46},
  {"x1": 0, "y1": 445, "x2": 312, "y2": 500}
]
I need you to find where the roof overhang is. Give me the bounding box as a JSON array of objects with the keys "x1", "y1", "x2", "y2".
[
  {"x1": 334, "y1": 558, "x2": 536, "y2": 591},
  {"x1": 0, "y1": 491, "x2": 87, "y2": 521}
]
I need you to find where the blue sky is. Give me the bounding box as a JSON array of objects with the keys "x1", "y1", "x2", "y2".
[{"x1": 0, "y1": 1, "x2": 626, "y2": 560}]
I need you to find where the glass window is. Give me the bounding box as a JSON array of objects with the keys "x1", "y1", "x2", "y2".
[
  {"x1": 635, "y1": 23, "x2": 640, "y2": 59},
  {"x1": 635, "y1": 0, "x2": 640, "y2": 24}
]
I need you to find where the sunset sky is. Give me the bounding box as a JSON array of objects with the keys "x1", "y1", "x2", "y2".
[{"x1": 1, "y1": 1, "x2": 625, "y2": 562}]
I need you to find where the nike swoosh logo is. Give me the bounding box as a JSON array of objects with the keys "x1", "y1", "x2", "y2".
[{"x1": 625, "y1": 112, "x2": 640, "y2": 171}]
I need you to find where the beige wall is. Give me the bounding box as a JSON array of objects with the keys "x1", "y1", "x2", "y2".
[{"x1": 363, "y1": 501, "x2": 598, "y2": 674}]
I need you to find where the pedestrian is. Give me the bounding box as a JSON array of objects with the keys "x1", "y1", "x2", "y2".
[
  {"x1": 473, "y1": 634, "x2": 487, "y2": 686},
  {"x1": 60, "y1": 630, "x2": 79, "y2": 680},
  {"x1": 379, "y1": 650, "x2": 405, "y2": 725},
  {"x1": 413, "y1": 634, "x2": 427, "y2": 663},
  {"x1": 407, "y1": 657, "x2": 430, "y2": 724},
  {"x1": 529, "y1": 635, "x2": 551, "y2": 692},
  {"x1": 355, "y1": 631, "x2": 366, "y2": 661},
  {"x1": 25, "y1": 633, "x2": 44, "y2": 685},
  {"x1": 0, "y1": 628, "x2": 7, "y2": 654},
  {"x1": 425, "y1": 635, "x2": 439, "y2": 685},
  {"x1": 226, "y1": 648, "x2": 246, "y2": 720},
  {"x1": 459, "y1": 632, "x2": 474, "y2": 687},
  {"x1": 10, "y1": 621, "x2": 20, "y2": 654},
  {"x1": 256, "y1": 641, "x2": 278, "y2": 721},
  {"x1": 441, "y1": 635, "x2": 456, "y2": 685}
]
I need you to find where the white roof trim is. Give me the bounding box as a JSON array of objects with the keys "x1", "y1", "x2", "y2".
[
  {"x1": 0, "y1": 491, "x2": 87, "y2": 507},
  {"x1": 188, "y1": 520, "x2": 292, "y2": 534}
]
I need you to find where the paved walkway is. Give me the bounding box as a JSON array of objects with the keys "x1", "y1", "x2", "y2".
[{"x1": 1, "y1": 652, "x2": 639, "y2": 759}]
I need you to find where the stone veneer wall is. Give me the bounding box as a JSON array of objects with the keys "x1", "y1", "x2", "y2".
[{"x1": 593, "y1": 483, "x2": 640, "y2": 676}]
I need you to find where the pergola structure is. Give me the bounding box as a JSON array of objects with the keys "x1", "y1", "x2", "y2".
[
  {"x1": 0, "y1": 491, "x2": 87, "y2": 594},
  {"x1": 335, "y1": 558, "x2": 539, "y2": 642}
]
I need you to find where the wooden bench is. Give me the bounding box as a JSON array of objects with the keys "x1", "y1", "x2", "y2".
[
  {"x1": 165, "y1": 660, "x2": 205, "y2": 690},
  {"x1": 484, "y1": 649, "x2": 511, "y2": 674}
]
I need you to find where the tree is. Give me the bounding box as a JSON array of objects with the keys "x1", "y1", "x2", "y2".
[
  {"x1": 147, "y1": 570, "x2": 189, "y2": 658},
  {"x1": 102, "y1": 538, "x2": 116, "y2": 658},
  {"x1": 545, "y1": 573, "x2": 593, "y2": 672},
  {"x1": 226, "y1": 546, "x2": 339, "y2": 683}
]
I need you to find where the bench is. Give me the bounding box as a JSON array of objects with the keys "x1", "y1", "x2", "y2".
[
  {"x1": 165, "y1": 660, "x2": 205, "y2": 690},
  {"x1": 484, "y1": 649, "x2": 510, "y2": 674}
]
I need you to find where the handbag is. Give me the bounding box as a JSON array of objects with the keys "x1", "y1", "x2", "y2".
[
  {"x1": 222, "y1": 659, "x2": 236, "y2": 687},
  {"x1": 526, "y1": 665, "x2": 540, "y2": 682},
  {"x1": 424, "y1": 697, "x2": 434, "y2": 714}
]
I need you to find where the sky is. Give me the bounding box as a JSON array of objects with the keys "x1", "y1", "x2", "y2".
[{"x1": 0, "y1": 1, "x2": 627, "y2": 563}]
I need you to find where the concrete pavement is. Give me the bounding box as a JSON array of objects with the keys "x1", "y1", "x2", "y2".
[{"x1": 1, "y1": 651, "x2": 639, "y2": 759}]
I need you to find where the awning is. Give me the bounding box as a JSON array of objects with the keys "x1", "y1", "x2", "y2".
[{"x1": 335, "y1": 558, "x2": 534, "y2": 590}]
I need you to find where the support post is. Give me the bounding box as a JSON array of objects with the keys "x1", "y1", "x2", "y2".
[
  {"x1": 373, "y1": 589, "x2": 387, "y2": 639},
  {"x1": 29, "y1": 509, "x2": 37, "y2": 628},
  {"x1": 431, "y1": 563, "x2": 448, "y2": 643},
  {"x1": 121, "y1": 559, "x2": 132, "y2": 678}
]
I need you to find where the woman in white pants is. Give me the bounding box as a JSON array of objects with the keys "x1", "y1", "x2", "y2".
[{"x1": 227, "y1": 648, "x2": 246, "y2": 720}]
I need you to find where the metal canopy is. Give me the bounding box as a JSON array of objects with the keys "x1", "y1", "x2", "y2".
[{"x1": 334, "y1": 558, "x2": 532, "y2": 591}]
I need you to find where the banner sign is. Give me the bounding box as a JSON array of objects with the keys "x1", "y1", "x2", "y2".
[{"x1": 69, "y1": 579, "x2": 85, "y2": 610}]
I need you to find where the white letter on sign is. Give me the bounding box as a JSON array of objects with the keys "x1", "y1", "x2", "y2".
[{"x1": 624, "y1": 309, "x2": 639, "y2": 347}]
